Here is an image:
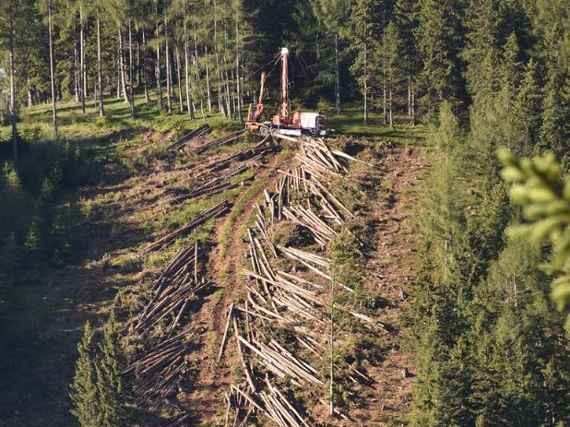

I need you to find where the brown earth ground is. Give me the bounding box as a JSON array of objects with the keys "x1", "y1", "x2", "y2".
[{"x1": 355, "y1": 145, "x2": 427, "y2": 426}]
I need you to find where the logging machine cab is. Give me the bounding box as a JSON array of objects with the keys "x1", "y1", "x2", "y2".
[{"x1": 246, "y1": 48, "x2": 327, "y2": 137}]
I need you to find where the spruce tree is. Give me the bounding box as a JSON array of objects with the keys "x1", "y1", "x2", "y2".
[
  {"x1": 347, "y1": 0, "x2": 378, "y2": 124},
  {"x1": 415, "y1": 0, "x2": 465, "y2": 114},
  {"x1": 512, "y1": 59, "x2": 542, "y2": 154},
  {"x1": 95, "y1": 313, "x2": 126, "y2": 427},
  {"x1": 462, "y1": 0, "x2": 502, "y2": 99},
  {"x1": 393, "y1": 0, "x2": 419, "y2": 122},
  {"x1": 499, "y1": 149, "x2": 570, "y2": 328},
  {"x1": 540, "y1": 69, "x2": 569, "y2": 161},
  {"x1": 69, "y1": 321, "x2": 100, "y2": 427}
]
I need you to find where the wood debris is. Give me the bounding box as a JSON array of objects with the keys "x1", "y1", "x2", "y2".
[
  {"x1": 143, "y1": 200, "x2": 230, "y2": 254},
  {"x1": 168, "y1": 124, "x2": 213, "y2": 151},
  {"x1": 192, "y1": 129, "x2": 247, "y2": 154}
]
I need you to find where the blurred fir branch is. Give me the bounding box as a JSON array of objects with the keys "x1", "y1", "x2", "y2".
[{"x1": 498, "y1": 148, "x2": 570, "y2": 330}]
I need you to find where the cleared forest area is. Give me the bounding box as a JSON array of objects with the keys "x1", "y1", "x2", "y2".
[{"x1": 2, "y1": 0, "x2": 570, "y2": 426}]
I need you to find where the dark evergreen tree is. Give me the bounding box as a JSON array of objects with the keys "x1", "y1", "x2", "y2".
[
  {"x1": 95, "y1": 313, "x2": 126, "y2": 427},
  {"x1": 415, "y1": 0, "x2": 465, "y2": 114},
  {"x1": 69, "y1": 321, "x2": 100, "y2": 427}
]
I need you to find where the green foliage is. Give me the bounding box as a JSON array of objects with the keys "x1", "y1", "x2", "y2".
[
  {"x1": 69, "y1": 321, "x2": 100, "y2": 427},
  {"x1": 96, "y1": 313, "x2": 127, "y2": 427},
  {"x1": 409, "y1": 101, "x2": 570, "y2": 426},
  {"x1": 70, "y1": 317, "x2": 127, "y2": 427},
  {"x1": 415, "y1": 0, "x2": 465, "y2": 113},
  {"x1": 499, "y1": 148, "x2": 570, "y2": 330}
]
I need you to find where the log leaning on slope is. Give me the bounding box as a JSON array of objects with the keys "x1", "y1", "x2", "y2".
[
  {"x1": 167, "y1": 123, "x2": 213, "y2": 151},
  {"x1": 192, "y1": 129, "x2": 247, "y2": 154},
  {"x1": 143, "y1": 200, "x2": 231, "y2": 254}
]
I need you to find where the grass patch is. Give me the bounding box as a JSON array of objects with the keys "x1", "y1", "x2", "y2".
[{"x1": 327, "y1": 106, "x2": 426, "y2": 143}]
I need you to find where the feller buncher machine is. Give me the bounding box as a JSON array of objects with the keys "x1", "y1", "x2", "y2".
[{"x1": 246, "y1": 48, "x2": 327, "y2": 137}]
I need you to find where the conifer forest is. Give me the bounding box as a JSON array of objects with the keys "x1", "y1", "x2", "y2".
[{"x1": 2, "y1": 0, "x2": 570, "y2": 426}]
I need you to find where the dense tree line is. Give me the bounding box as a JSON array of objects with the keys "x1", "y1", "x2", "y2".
[{"x1": 407, "y1": 1, "x2": 570, "y2": 425}]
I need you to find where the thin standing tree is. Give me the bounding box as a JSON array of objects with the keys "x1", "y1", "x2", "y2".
[
  {"x1": 96, "y1": 2, "x2": 104, "y2": 116},
  {"x1": 47, "y1": 0, "x2": 58, "y2": 139},
  {"x1": 79, "y1": 0, "x2": 86, "y2": 113}
]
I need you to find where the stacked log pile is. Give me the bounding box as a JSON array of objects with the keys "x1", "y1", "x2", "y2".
[
  {"x1": 168, "y1": 124, "x2": 213, "y2": 151},
  {"x1": 126, "y1": 243, "x2": 209, "y2": 409},
  {"x1": 192, "y1": 129, "x2": 247, "y2": 154},
  {"x1": 219, "y1": 136, "x2": 378, "y2": 426},
  {"x1": 167, "y1": 164, "x2": 250, "y2": 205},
  {"x1": 143, "y1": 200, "x2": 230, "y2": 254},
  {"x1": 124, "y1": 329, "x2": 194, "y2": 408}
]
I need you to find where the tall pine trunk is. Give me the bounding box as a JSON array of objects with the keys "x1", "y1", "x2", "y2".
[
  {"x1": 214, "y1": 0, "x2": 225, "y2": 117},
  {"x1": 128, "y1": 18, "x2": 135, "y2": 118},
  {"x1": 97, "y1": 9, "x2": 104, "y2": 117},
  {"x1": 142, "y1": 28, "x2": 149, "y2": 102},
  {"x1": 363, "y1": 42, "x2": 368, "y2": 125},
  {"x1": 183, "y1": 8, "x2": 193, "y2": 118},
  {"x1": 205, "y1": 46, "x2": 212, "y2": 113},
  {"x1": 118, "y1": 28, "x2": 129, "y2": 104},
  {"x1": 48, "y1": 0, "x2": 58, "y2": 139},
  {"x1": 74, "y1": 44, "x2": 79, "y2": 103},
  {"x1": 80, "y1": 3, "x2": 86, "y2": 113},
  {"x1": 175, "y1": 44, "x2": 183, "y2": 112},
  {"x1": 8, "y1": 17, "x2": 18, "y2": 155},
  {"x1": 164, "y1": 11, "x2": 172, "y2": 113},
  {"x1": 155, "y1": 0, "x2": 163, "y2": 110},
  {"x1": 335, "y1": 33, "x2": 341, "y2": 114},
  {"x1": 235, "y1": 10, "x2": 242, "y2": 122}
]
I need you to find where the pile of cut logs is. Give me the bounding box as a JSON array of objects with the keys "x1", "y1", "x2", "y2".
[
  {"x1": 192, "y1": 129, "x2": 247, "y2": 154},
  {"x1": 168, "y1": 124, "x2": 213, "y2": 151},
  {"x1": 124, "y1": 328, "x2": 194, "y2": 408},
  {"x1": 143, "y1": 200, "x2": 230, "y2": 254},
  {"x1": 218, "y1": 137, "x2": 379, "y2": 426},
  {"x1": 126, "y1": 243, "x2": 211, "y2": 409},
  {"x1": 137, "y1": 242, "x2": 210, "y2": 335}
]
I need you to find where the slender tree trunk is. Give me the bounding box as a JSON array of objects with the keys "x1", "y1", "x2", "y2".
[
  {"x1": 48, "y1": 0, "x2": 58, "y2": 139},
  {"x1": 142, "y1": 28, "x2": 150, "y2": 102},
  {"x1": 214, "y1": 0, "x2": 225, "y2": 117},
  {"x1": 407, "y1": 75, "x2": 411, "y2": 119},
  {"x1": 183, "y1": 7, "x2": 193, "y2": 118},
  {"x1": 383, "y1": 84, "x2": 387, "y2": 124},
  {"x1": 128, "y1": 18, "x2": 135, "y2": 118},
  {"x1": 80, "y1": 2, "x2": 86, "y2": 113},
  {"x1": 118, "y1": 28, "x2": 129, "y2": 104},
  {"x1": 155, "y1": 0, "x2": 163, "y2": 110},
  {"x1": 411, "y1": 79, "x2": 416, "y2": 126},
  {"x1": 8, "y1": 20, "x2": 18, "y2": 155},
  {"x1": 363, "y1": 42, "x2": 368, "y2": 125},
  {"x1": 193, "y1": 24, "x2": 203, "y2": 114},
  {"x1": 74, "y1": 44, "x2": 79, "y2": 103},
  {"x1": 222, "y1": 25, "x2": 231, "y2": 117},
  {"x1": 164, "y1": 11, "x2": 172, "y2": 113},
  {"x1": 389, "y1": 88, "x2": 393, "y2": 128},
  {"x1": 97, "y1": 9, "x2": 104, "y2": 117},
  {"x1": 135, "y1": 24, "x2": 140, "y2": 88},
  {"x1": 334, "y1": 33, "x2": 341, "y2": 114},
  {"x1": 205, "y1": 46, "x2": 212, "y2": 113},
  {"x1": 116, "y1": 51, "x2": 121, "y2": 99},
  {"x1": 224, "y1": 65, "x2": 232, "y2": 118},
  {"x1": 235, "y1": 9, "x2": 242, "y2": 121},
  {"x1": 175, "y1": 44, "x2": 184, "y2": 112}
]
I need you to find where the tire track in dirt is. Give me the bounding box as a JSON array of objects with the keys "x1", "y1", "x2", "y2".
[{"x1": 184, "y1": 147, "x2": 294, "y2": 423}]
